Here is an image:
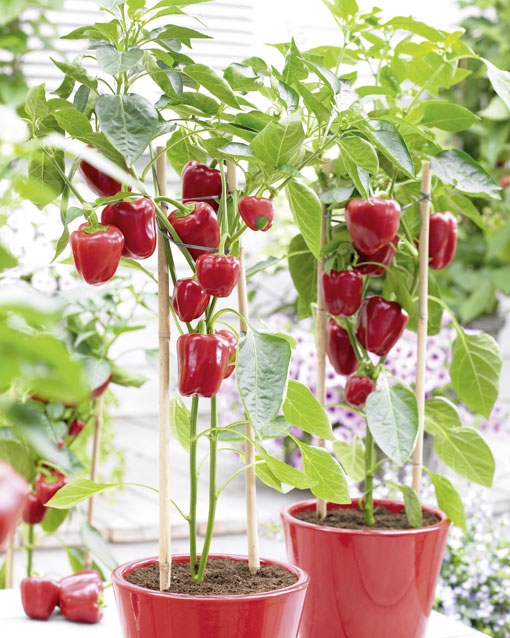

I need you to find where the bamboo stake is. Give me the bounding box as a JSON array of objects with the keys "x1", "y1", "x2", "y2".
[
  {"x1": 412, "y1": 161, "x2": 432, "y2": 494},
  {"x1": 156, "y1": 146, "x2": 172, "y2": 590},
  {"x1": 4, "y1": 528, "x2": 15, "y2": 588},
  {"x1": 226, "y1": 159, "x2": 260, "y2": 574},
  {"x1": 83, "y1": 394, "x2": 104, "y2": 570}
]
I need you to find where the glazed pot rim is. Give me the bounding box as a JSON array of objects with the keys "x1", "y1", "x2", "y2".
[
  {"x1": 112, "y1": 553, "x2": 309, "y2": 600},
  {"x1": 281, "y1": 498, "x2": 450, "y2": 535}
]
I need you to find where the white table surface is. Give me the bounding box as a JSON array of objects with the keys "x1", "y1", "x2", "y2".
[{"x1": 0, "y1": 588, "x2": 485, "y2": 637}]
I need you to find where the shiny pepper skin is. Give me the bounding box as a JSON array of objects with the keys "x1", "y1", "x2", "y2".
[
  {"x1": 177, "y1": 333, "x2": 230, "y2": 398},
  {"x1": 355, "y1": 238, "x2": 399, "y2": 277},
  {"x1": 321, "y1": 270, "x2": 363, "y2": 317},
  {"x1": 21, "y1": 577, "x2": 60, "y2": 620},
  {"x1": 101, "y1": 198, "x2": 156, "y2": 260},
  {"x1": 35, "y1": 469, "x2": 67, "y2": 505},
  {"x1": 356, "y1": 296, "x2": 408, "y2": 357},
  {"x1": 238, "y1": 196, "x2": 274, "y2": 231},
  {"x1": 196, "y1": 254, "x2": 241, "y2": 298},
  {"x1": 428, "y1": 212, "x2": 458, "y2": 270},
  {"x1": 0, "y1": 461, "x2": 27, "y2": 544},
  {"x1": 182, "y1": 161, "x2": 222, "y2": 212},
  {"x1": 216, "y1": 329, "x2": 237, "y2": 378},
  {"x1": 345, "y1": 376, "x2": 375, "y2": 406},
  {"x1": 168, "y1": 201, "x2": 220, "y2": 261},
  {"x1": 326, "y1": 318, "x2": 359, "y2": 376},
  {"x1": 59, "y1": 571, "x2": 104, "y2": 624},
  {"x1": 79, "y1": 147, "x2": 127, "y2": 198},
  {"x1": 172, "y1": 278, "x2": 210, "y2": 323},
  {"x1": 68, "y1": 420, "x2": 85, "y2": 437},
  {"x1": 346, "y1": 197, "x2": 401, "y2": 255},
  {"x1": 22, "y1": 491, "x2": 47, "y2": 524},
  {"x1": 71, "y1": 223, "x2": 124, "y2": 286}
]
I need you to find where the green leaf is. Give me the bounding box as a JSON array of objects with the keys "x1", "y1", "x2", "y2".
[
  {"x1": 169, "y1": 397, "x2": 190, "y2": 451},
  {"x1": 286, "y1": 181, "x2": 322, "y2": 259},
  {"x1": 256, "y1": 448, "x2": 316, "y2": 490},
  {"x1": 54, "y1": 109, "x2": 93, "y2": 137},
  {"x1": 245, "y1": 256, "x2": 280, "y2": 278},
  {"x1": 218, "y1": 142, "x2": 256, "y2": 160},
  {"x1": 0, "y1": 429, "x2": 36, "y2": 481},
  {"x1": 118, "y1": 257, "x2": 157, "y2": 283},
  {"x1": 361, "y1": 120, "x2": 414, "y2": 178},
  {"x1": 297, "y1": 441, "x2": 351, "y2": 504},
  {"x1": 251, "y1": 116, "x2": 304, "y2": 168},
  {"x1": 95, "y1": 94, "x2": 158, "y2": 166},
  {"x1": 166, "y1": 128, "x2": 207, "y2": 174},
  {"x1": 448, "y1": 193, "x2": 484, "y2": 229},
  {"x1": 0, "y1": 243, "x2": 17, "y2": 271},
  {"x1": 339, "y1": 136, "x2": 379, "y2": 174},
  {"x1": 430, "y1": 150, "x2": 500, "y2": 199},
  {"x1": 25, "y1": 83, "x2": 49, "y2": 123},
  {"x1": 366, "y1": 378, "x2": 418, "y2": 466},
  {"x1": 237, "y1": 327, "x2": 291, "y2": 433},
  {"x1": 424, "y1": 397, "x2": 462, "y2": 435},
  {"x1": 155, "y1": 25, "x2": 212, "y2": 44},
  {"x1": 81, "y1": 521, "x2": 118, "y2": 571},
  {"x1": 386, "y1": 17, "x2": 446, "y2": 42},
  {"x1": 96, "y1": 45, "x2": 143, "y2": 74},
  {"x1": 143, "y1": 52, "x2": 183, "y2": 100},
  {"x1": 28, "y1": 149, "x2": 65, "y2": 207},
  {"x1": 184, "y1": 64, "x2": 239, "y2": 109},
  {"x1": 288, "y1": 234, "x2": 316, "y2": 303},
  {"x1": 322, "y1": 0, "x2": 358, "y2": 20},
  {"x1": 62, "y1": 22, "x2": 119, "y2": 43},
  {"x1": 412, "y1": 100, "x2": 480, "y2": 132},
  {"x1": 41, "y1": 507, "x2": 68, "y2": 534},
  {"x1": 426, "y1": 469, "x2": 466, "y2": 529},
  {"x1": 319, "y1": 186, "x2": 354, "y2": 204},
  {"x1": 400, "y1": 485, "x2": 423, "y2": 528},
  {"x1": 255, "y1": 460, "x2": 291, "y2": 493},
  {"x1": 485, "y1": 60, "x2": 510, "y2": 113},
  {"x1": 344, "y1": 158, "x2": 371, "y2": 200},
  {"x1": 434, "y1": 426, "x2": 495, "y2": 487},
  {"x1": 110, "y1": 361, "x2": 147, "y2": 388},
  {"x1": 333, "y1": 437, "x2": 365, "y2": 482},
  {"x1": 450, "y1": 330, "x2": 501, "y2": 418},
  {"x1": 47, "y1": 479, "x2": 116, "y2": 509},
  {"x1": 51, "y1": 59, "x2": 98, "y2": 92},
  {"x1": 283, "y1": 380, "x2": 334, "y2": 440}
]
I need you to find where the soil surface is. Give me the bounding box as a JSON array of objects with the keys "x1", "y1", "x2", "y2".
[
  {"x1": 295, "y1": 505, "x2": 439, "y2": 530},
  {"x1": 125, "y1": 558, "x2": 298, "y2": 595}
]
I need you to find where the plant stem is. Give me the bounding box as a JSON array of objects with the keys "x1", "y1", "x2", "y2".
[
  {"x1": 364, "y1": 428, "x2": 376, "y2": 527},
  {"x1": 26, "y1": 524, "x2": 34, "y2": 577},
  {"x1": 188, "y1": 396, "x2": 199, "y2": 579}
]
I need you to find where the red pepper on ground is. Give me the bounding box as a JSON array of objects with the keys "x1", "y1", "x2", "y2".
[
  {"x1": 172, "y1": 278, "x2": 210, "y2": 323},
  {"x1": 22, "y1": 491, "x2": 47, "y2": 524},
  {"x1": 177, "y1": 334, "x2": 230, "y2": 398},
  {"x1": 79, "y1": 147, "x2": 128, "y2": 198},
  {"x1": 0, "y1": 462, "x2": 28, "y2": 543},
  {"x1": 238, "y1": 196, "x2": 274, "y2": 231},
  {"x1": 345, "y1": 197, "x2": 401, "y2": 255},
  {"x1": 20, "y1": 577, "x2": 60, "y2": 620},
  {"x1": 182, "y1": 161, "x2": 222, "y2": 212},
  {"x1": 59, "y1": 570, "x2": 103, "y2": 624},
  {"x1": 168, "y1": 201, "x2": 220, "y2": 261},
  {"x1": 195, "y1": 254, "x2": 241, "y2": 298},
  {"x1": 68, "y1": 420, "x2": 85, "y2": 437},
  {"x1": 354, "y1": 238, "x2": 399, "y2": 277},
  {"x1": 345, "y1": 376, "x2": 375, "y2": 406},
  {"x1": 356, "y1": 296, "x2": 408, "y2": 357},
  {"x1": 35, "y1": 469, "x2": 67, "y2": 505},
  {"x1": 321, "y1": 270, "x2": 363, "y2": 317},
  {"x1": 101, "y1": 198, "x2": 156, "y2": 260},
  {"x1": 428, "y1": 212, "x2": 458, "y2": 270},
  {"x1": 326, "y1": 318, "x2": 359, "y2": 376},
  {"x1": 216, "y1": 329, "x2": 237, "y2": 378},
  {"x1": 71, "y1": 223, "x2": 124, "y2": 286}
]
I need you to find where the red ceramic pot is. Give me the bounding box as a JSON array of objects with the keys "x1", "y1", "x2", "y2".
[
  {"x1": 112, "y1": 554, "x2": 309, "y2": 638},
  {"x1": 281, "y1": 498, "x2": 449, "y2": 638}
]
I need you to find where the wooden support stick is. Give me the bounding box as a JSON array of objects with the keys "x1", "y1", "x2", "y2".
[
  {"x1": 226, "y1": 159, "x2": 260, "y2": 574},
  {"x1": 412, "y1": 161, "x2": 432, "y2": 495},
  {"x1": 83, "y1": 394, "x2": 104, "y2": 570},
  {"x1": 4, "y1": 528, "x2": 15, "y2": 588},
  {"x1": 156, "y1": 146, "x2": 172, "y2": 591}
]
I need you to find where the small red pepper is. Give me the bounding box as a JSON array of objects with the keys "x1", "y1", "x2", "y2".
[
  {"x1": 326, "y1": 318, "x2": 359, "y2": 376},
  {"x1": 177, "y1": 333, "x2": 230, "y2": 398},
  {"x1": 238, "y1": 196, "x2": 274, "y2": 231},
  {"x1": 428, "y1": 211, "x2": 458, "y2": 271},
  {"x1": 91, "y1": 374, "x2": 112, "y2": 400},
  {"x1": 345, "y1": 376, "x2": 375, "y2": 406},
  {"x1": 79, "y1": 147, "x2": 128, "y2": 198},
  {"x1": 501, "y1": 175, "x2": 510, "y2": 188},
  {"x1": 0, "y1": 462, "x2": 28, "y2": 543},
  {"x1": 59, "y1": 570, "x2": 103, "y2": 624},
  {"x1": 101, "y1": 198, "x2": 156, "y2": 260},
  {"x1": 354, "y1": 238, "x2": 399, "y2": 277},
  {"x1": 35, "y1": 469, "x2": 67, "y2": 505},
  {"x1": 195, "y1": 254, "x2": 241, "y2": 298},
  {"x1": 168, "y1": 201, "x2": 220, "y2": 261},
  {"x1": 216, "y1": 329, "x2": 237, "y2": 378},
  {"x1": 68, "y1": 420, "x2": 85, "y2": 437},
  {"x1": 71, "y1": 223, "x2": 124, "y2": 286},
  {"x1": 346, "y1": 197, "x2": 401, "y2": 255},
  {"x1": 182, "y1": 161, "x2": 222, "y2": 212},
  {"x1": 21, "y1": 577, "x2": 60, "y2": 620},
  {"x1": 22, "y1": 491, "x2": 48, "y2": 524},
  {"x1": 321, "y1": 270, "x2": 363, "y2": 317},
  {"x1": 356, "y1": 296, "x2": 408, "y2": 357},
  {"x1": 172, "y1": 278, "x2": 210, "y2": 323}
]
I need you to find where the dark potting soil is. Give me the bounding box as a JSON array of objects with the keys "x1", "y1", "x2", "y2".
[
  {"x1": 125, "y1": 558, "x2": 298, "y2": 595},
  {"x1": 295, "y1": 505, "x2": 439, "y2": 530}
]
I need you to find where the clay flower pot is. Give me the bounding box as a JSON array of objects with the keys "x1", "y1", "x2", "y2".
[
  {"x1": 281, "y1": 498, "x2": 450, "y2": 638},
  {"x1": 112, "y1": 553, "x2": 309, "y2": 638}
]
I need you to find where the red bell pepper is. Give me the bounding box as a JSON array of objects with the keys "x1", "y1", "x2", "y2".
[
  {"x1": 91, "y1": 374, "x2": 112, "y2": 400},
  {"x1": 182, "y1": 161, "x2": 222, "y2": 212},
  {"x1": 22, "y1": 491, "x2": 47, "y2": 524},
  {"x1": 428, "y1": 211, "x2": 458, "y2": 270},
  {"x1": 326, "y1": 318, "x2": 359, "y2": 376},
  {"x1": 0, "y1": 461, "x2": 28, "y2": 544},
  {"x1": 238, "y1": 196, "x2": 274, "y2": 231},
  {"x1": 321, "y1": 270, "x2": 363, "y2": 317},
  {"x1": 501, "y1": 175, "x2": 510, "y2": 188},
  {"x1": 35, "y1": 469, "x2": 67, "y2": 505},
  {"x1": 345, "y1": 376, "x2": 375, "y2": 406},
  {"x1": 354, "y1": 238, "x2": 399, "y2": 277},
  {"x1": 345, "y1": 197, "x2": 401, "y2": 255},
  {"x1": 177, "y1": 333, "x2": 230, "y2": 398},
  {"x1": 60, "y1": 569, "x2": 103, "y2": 591},
  {"x1": 68, "y1": 420, "x2": 85, "y2": 437},
  {"x1": 172, "y1": 278, "x2": 210, "y2": 323},
  {"x1": 59, "y1": 571, "x2": 103, "y2": 624},
  {"x1": 195, "y1": 254, "x2": 241, "y2": 298},
  {"x1": 71, "y1": 223, "x2": 124, "y2": 286},
  {"x1": 356, "y1": 296, "x2": 408, "y2": 357},
  {"x1": 21, "y1": 577, "x2": 60, "y2": 620},
  {"x1": 168, "y1": 201, "x2": 220, "y2": 261},
  {"x1": 101, "y1": 198, "x2": 156, "y2": 260},
  {"x1": 79, "y1": 147, "x2": 128, "y2": 198},
  {"x1": 216, "y1": 329, "x2": 237, "y2": 378}
]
